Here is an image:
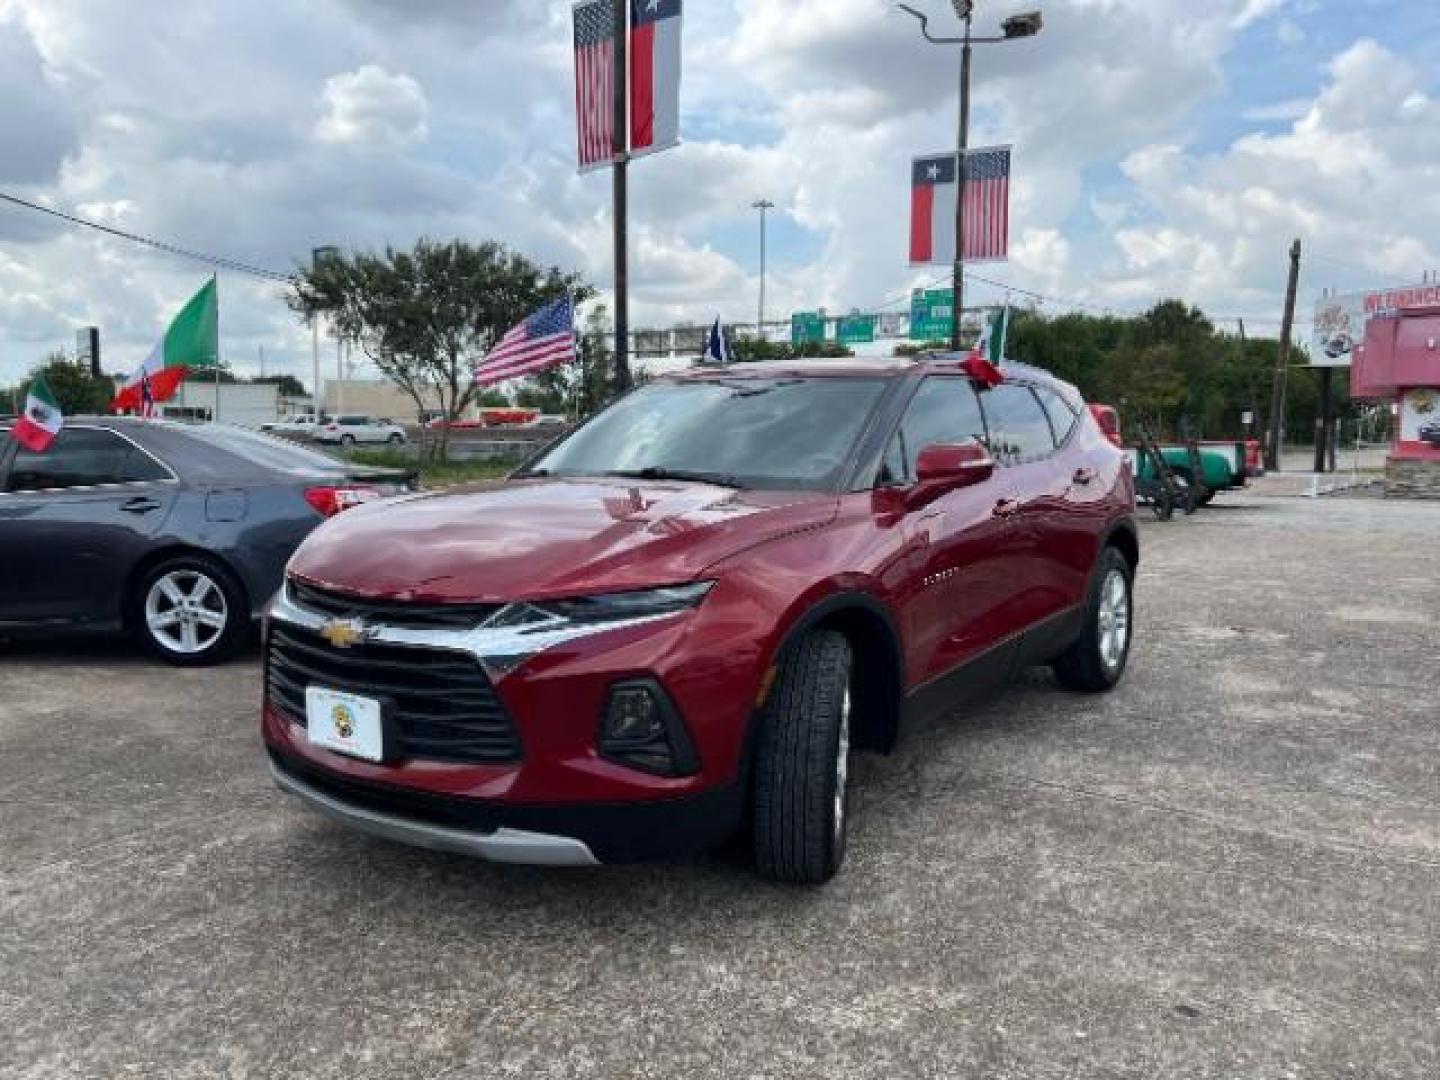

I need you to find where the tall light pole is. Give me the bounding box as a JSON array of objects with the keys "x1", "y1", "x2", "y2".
[
  {"x1": 311, "y1": 246, "x2": 339, "y2": 418},
  {"x1": 753, "y1": 199, "x2": 775, "y2": 339},
  {"x1": 898, "y1": 3, "x2": 1043, "y2": 351}
]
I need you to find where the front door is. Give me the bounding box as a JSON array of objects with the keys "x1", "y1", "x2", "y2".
[
  {"x1": 881, "y1": 376, "x2": 1026, "y2": 688},
  {"x1": 0, "y1": 427, "x2": 178, "y2": 627}
]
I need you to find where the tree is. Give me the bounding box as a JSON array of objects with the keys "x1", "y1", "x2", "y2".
[
  {"x1": 20, "y1": 353, "x2": 114, "y2": 415},
  {"x1": 288, "y1": 239, "x2": 589, "y2": 460},
  {"x1": 253, "y1": 374, "x2": 307, "y2": 398}
]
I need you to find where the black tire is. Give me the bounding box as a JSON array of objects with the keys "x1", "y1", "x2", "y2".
[
  {"x1": 1151, "y1": 491, "x2": 1174, "y2": 521},
  {"x1": 340, "y1": 434, "x2": 356, "y2": 447},
  {"x1": 128, "y1": 554, "x2": 249, "y2": 667},
  {"x1": 1198, "y1": 489, "x2": 1216, "y2": 506},
  {"x1": 387, "y1": 433, "x2": 405, "y2": 446},
  {"x1": 1052, "y1": 546, "x2": 1133, "y2": 693},
  {"x1": 752, "y1": 630, "x2": 854, "y2": 885}
]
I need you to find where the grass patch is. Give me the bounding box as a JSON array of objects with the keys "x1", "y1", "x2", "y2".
[{"x1": 344, "y1": 449, "x2": 518, "y2": 489}]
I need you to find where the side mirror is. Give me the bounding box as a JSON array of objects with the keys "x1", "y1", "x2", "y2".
[{"x1": 906, "y1": 440, "x2": 995, "y2": 508}]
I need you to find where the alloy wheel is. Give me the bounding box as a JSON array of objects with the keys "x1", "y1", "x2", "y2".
[
  {"x1": 144, "y1": 570, "x2": 229, "y2": 655},
  {"x1": 1096, "y1": 569, "x2": 1131, "y2": 673}
]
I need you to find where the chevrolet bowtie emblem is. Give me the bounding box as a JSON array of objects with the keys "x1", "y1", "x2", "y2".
[{"x1": 319, "y1": 617, "x2": 370, "y2": 649}]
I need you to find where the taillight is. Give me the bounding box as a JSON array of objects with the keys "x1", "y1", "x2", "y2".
[
  {"x1": 1089, "y1": 404, "x2": 1123, "y2": 447},
  {"x1": 304, "y1": 485, "x2": 381, "y2": 517}
]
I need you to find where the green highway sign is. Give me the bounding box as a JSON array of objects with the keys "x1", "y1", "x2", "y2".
[
  {"x1": 791, "y1": 311, "x2": 826, "y2": 346},
  {"x1": 910, "y1": 288, "x2": 953, "y2": 342},
  {"x1": 837, "y1": 314, "x2": 876, "y2": 346}
]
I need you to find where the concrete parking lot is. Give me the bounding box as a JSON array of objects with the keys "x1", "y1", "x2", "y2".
[{"x1": 2, "y1": 493, "x2": 1437, "y2": 1079}]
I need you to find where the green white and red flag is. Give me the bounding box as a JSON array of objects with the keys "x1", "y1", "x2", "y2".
[
  {"x1": 11, "y1": 373, "x2": 63, "y2": 452},
  {"x1": 961, "y1": 306, "x2": 1009, "y2": 388},
  {"x1": 111, "y1": 279, "x2": 219, "y2": 413}
]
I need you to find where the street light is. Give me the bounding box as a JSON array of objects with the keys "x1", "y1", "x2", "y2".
[
  {"x1": 898, "y1": 2, "x2": 1043, "y2": 351},
  {"x1": 752, "y1": 199, "x2": 775, "y2": 340},
  {"x1": 311, "y1": 246, "x2": 339, "y2": 418}
]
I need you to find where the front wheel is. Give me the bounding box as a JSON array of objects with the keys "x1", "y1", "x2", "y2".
[
  {"x1": 339, "y1": 434, "x2": 356, "y2": 447},
  {"x1": 752, "y1": 630, "x2": 854, "y2": 885},
  {"x1": 1052, "y1": 547, "x2": 1133, "y2": 693},
  {"x1": 387, "y1": 433, "x2": 405, "y2": 446},
  {"x1": 131, "y1": 556, "x2": 249, "y2": 666}
]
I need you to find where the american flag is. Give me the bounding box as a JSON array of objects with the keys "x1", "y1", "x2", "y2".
[
  {"x1": 574, "y1": 0, "x2": 616, "y2": 171},
  {"x1": 473, "y1": 297, "x2": 577, "y2": 386},
  {"x1": 961, "y1": 147, "x2": 1010, "y2": 263}
]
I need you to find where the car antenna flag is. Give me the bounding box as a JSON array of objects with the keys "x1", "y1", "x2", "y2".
[
  {"x1": 961, "y1": 306, "x2": 1008, "y2": 389},
  {"x1": 11, "y1": 372, "x2": 64, "y2": 453},
  {"x1": 703, "y1": 316, "x2": 732, "y2": 365}
]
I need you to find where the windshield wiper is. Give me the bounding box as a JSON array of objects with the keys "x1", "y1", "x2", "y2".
[{"x1": 605, "y1": 467, "x2": 743, "y2": 488}]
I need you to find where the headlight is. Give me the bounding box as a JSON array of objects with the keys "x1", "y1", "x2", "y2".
[{"x1": 533, "y1": 582, "x2": 714, "y2": 625}]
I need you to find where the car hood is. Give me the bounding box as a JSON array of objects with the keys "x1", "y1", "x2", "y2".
[{"x1": 289, "y1": 477, "x2": 837, "y2": 601}]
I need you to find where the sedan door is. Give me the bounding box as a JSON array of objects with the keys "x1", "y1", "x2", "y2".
[
  {"x1": 0, "y1": 427, "x2": 179, "y2": 627},
  {"x1": 881, "y1": 377, "x2": 1026, "y2": 688}
]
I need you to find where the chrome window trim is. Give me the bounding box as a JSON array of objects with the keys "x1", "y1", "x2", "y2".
[{"x1": 1, "y1": 424, "x2": 180, "y2": 495}]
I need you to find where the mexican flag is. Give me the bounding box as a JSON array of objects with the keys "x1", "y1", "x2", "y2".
[
  {"x1": 962, "y1": 306, "x2": 1010, "y2": 388},
  {"x1": 12, "y1": 373, "x2": 63, "y2": 453},
  {"x1": 111, "y1": 279, "x2": 219, "y2": 413},
  {"x1": 973, "y1": 306, "x2": 1009, "y2": 365}
]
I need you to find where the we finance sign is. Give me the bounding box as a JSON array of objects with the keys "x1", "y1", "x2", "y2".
[{"x1": 1313, "y1": 283, "x2": 1440, "y2": 368}]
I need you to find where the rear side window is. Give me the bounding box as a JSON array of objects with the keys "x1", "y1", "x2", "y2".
[
  {"x1": 880, "y1": 377, "x2": 988, "y2": 485},
  {"x1": 5, "y1": 429, "x2": 170, "y2": 492},
  {"x1": 981, "y1": 384, "x2": 1057, "y2": 464},
  {"x1": 1035, "y1": 386, "x2": 1079, "y2": 445}
]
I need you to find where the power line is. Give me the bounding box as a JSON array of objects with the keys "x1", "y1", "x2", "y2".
[{"x1": 0, "y1": 191, "x2": 295, "y2": 282}]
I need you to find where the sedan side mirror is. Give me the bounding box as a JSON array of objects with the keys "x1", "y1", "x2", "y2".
[{"x1": 906, "y1": 440, "x2": 995, "y2": 508}]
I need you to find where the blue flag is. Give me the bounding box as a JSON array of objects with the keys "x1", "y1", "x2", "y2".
[{"x1": 704, "y1": 317, "x2": 732, "y2": 364}]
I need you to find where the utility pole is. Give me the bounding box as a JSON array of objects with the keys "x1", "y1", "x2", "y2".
[
  {"x1": 897, "y1": 3, "x2": 1043, "y2": 353},
  {"x1": 611, "y1": 0, "x2": 631, "y2": 394},
  {"x1": 1266, "y1": 239, "x2": 1302, "y2": 472},
  {"x1": 1238, "y1": 319, "x2": 1260, "y2": 442},
  {"x1": 1314, "y1": 365, "x2": 1334, "y2": 474},
  {"x1": 952, "y1": 10, "x2": 973, "y2": 352},
  {"x1": 259, "y1": 344, "x2": 266, "y2": 379},
  {"x1": 753, "y1": 199, "x2": 775, "y2": 340}
]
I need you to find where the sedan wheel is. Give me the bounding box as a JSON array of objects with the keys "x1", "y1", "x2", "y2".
[{"x1": 133, "y1": 557, "x2": 247, "y2": 666}]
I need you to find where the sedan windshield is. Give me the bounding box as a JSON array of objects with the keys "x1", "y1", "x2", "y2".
[{"x1": 531, "y1": 377, "x2": 888, "y2": 490}]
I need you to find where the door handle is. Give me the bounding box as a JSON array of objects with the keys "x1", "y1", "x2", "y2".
[
  {"x1": 121, "y1": 497, "x2": 163, "y2": 514},
  {"x1": 992, "y1": 498, "x2": 1021, "y2": 519},
  {"x1": 1072, "y1": 468, "x2": 1098, "y2": 486}
]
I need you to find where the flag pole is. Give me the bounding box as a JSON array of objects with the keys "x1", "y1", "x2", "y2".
[
  {"x1": 612, "y1": 0, "x2": 631, "y2": 394},
  {"x1": 212, "y1": 274, "x2": 221, "y2": 423}
]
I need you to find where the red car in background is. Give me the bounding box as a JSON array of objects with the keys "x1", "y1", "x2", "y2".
[{"x1": 264, "y1": 357, "x2": 1138, "y2": 883}]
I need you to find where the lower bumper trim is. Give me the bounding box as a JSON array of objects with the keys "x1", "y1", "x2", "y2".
[{"x1": 271, "y1": 762, "x2": 600, "y2": 867}]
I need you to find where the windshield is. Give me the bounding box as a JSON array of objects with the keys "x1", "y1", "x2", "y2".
[{"x1": 531, "y1": 377, "x2": 888, "y2": 490}]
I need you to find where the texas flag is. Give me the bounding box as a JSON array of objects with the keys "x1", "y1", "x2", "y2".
[
  {"x1": 910, "y1": 147, "x2": 1011, "y2": 266},
  {"x1": 630, "y1": 0, "x2": 682, "y2": 159}
]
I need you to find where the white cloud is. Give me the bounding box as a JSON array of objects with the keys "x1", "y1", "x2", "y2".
[
  {"x1": 0, "y1": 0, "x2": 1435, "y2": 387},
  {"x1": 315, "y1": 65, "x2": 430, "y2": 148}
]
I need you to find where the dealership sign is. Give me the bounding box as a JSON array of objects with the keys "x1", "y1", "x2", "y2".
[{"x1": 1312, "y1": 283, "x2": 1440, "y2": 368}]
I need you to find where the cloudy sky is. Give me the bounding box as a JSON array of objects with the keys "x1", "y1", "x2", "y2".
[{"x1": 1, "y1": 0, "x2": 1438, "y2": 386}]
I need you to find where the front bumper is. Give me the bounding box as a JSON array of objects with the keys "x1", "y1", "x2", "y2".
[
  {"x1": 269, "y1": 747, "x2": 745, "y2": 863},
  {"x1": 272, "y1": 759, "x2": 599, "y2": 866}
]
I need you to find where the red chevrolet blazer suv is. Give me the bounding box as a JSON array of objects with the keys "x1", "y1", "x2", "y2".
[{"x1": 263, "y1": 357, "x2": 1138, "y2": 883}]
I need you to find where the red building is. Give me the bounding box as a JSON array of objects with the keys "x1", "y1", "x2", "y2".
[{"x1": 1352, "y1": 305, "x2": 1440, "y2": 496}]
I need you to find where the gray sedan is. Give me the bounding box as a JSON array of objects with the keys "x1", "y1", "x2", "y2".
[{"x1": 0, "y1": 419, "x2": 412, "y2": 665}]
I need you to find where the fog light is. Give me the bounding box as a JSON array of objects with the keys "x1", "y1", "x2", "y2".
[
  {"x1": 604, "y1": 686, "x2": 665, "y2": 743},
  {"x1": 599, "y1": 679, "x2": 699, "y2": 777}
]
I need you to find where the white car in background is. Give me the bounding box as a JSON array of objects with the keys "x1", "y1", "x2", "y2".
[
  {"x1": 261, "y1": 414, "x2": 322, "y2": 436},
  {"x1": 313, "y1": 415, "x2": 408, "y2": 447}
]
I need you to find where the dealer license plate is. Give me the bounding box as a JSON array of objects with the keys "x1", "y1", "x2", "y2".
[{"x1": 306, "y1": 687, "x2": 385, "y2": 763}]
